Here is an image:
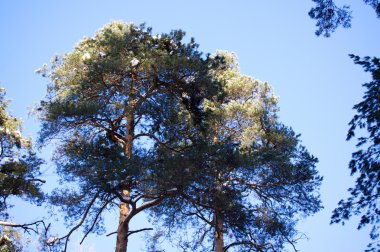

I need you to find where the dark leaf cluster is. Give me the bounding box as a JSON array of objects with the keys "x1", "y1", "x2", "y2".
[
  {"x1": 331, "y1": 55, "x2": 380, "y2": 252},
  {"x1": 149, "y1": 124, "x2": 322, "y2": 251},
  {"x1": 308, "y1": 0, "x2": 380, "y2": 37},
  {"x1": 308, "y1": 0, "x2": 352, "y2": 37}
]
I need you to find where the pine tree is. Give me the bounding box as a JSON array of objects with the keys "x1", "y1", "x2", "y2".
[
  {"x1": 0, "y1": 88, "x2": 44, "y2": 251},
  {"x1": 331, "y1": 55, "x2": 380, "y2": 252},
  {"x1": 36, "y1": 21, "x2": 222, "y2": 252},
  {"x1": 148, "y1": 52, "x2": 322, "y2": 252}
]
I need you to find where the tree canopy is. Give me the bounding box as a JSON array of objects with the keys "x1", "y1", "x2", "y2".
[
  {"x1": 36, "y1": 21, "x2": 223, "y2": 252},
  {"x1": 36, "y1": 21, "x2": 323, "y2": 252},
  {"x1": 0, "y1": 88, "x2": 44, "y2": 252},
  {"x1": 309, "y1": 0, "x2": 380, "y2": 37},
  {"x1": 331, "y1": 55, "x2": 380, "y2": 252},
  {"x1": 148, "y1": 52, "x2": 322, "y2": 252},
  {"x1": 307, "y1": 1, "x2": 380, "y2": 251}
]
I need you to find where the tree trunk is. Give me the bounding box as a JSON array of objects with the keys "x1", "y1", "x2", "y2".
[
  {"x1": 116, "y1": 75, "x2": 136, "y2": 252},
  {"x1": 214, "y1": 211, "x2": 224, "y2": 252},
  {"x1": 116, "y1": 189, "x2": 130, "y2": 252}
]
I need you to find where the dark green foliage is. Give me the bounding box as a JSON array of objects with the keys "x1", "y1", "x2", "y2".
[
  {"x1": 37, "y1": 21, "x2": 223, "y2": 250},
  {"x1": 0, "y1": 89, "x2": 44, "y2": 218},
  {"x1": 363, "y1": 0, "x2": 380, "y2": 17},
  {"x1": 307, "y1": 1, "x2": 379, "y2": 250},
  {"x1": 0, "y1": 154, "x2": 43, "y2": 217},
  {"x1": 49, "y1": 137, "x2": 144, "y2": 229},
  {"x1": 308, "y1": 0, "x2": 351, "y2": 37},
  {"x1": 0, "y1": 88, "x2": 44, "y2": 251},
  {"x1": 149, "y1": 124, "x2": 322, "y2": 251},
  {"x1": 146, "y1": 52, "x2": 322, "y2": 251},
  {"x1": 308, "y1": 0, "x2": 379, "y2": 37},
  {"x1": 331, "y1": 55, "x2": 380, "y2": 252},
  {"x1": 37, "y1": 22, "x2": 221, "y2": 144},
  {"x1": 37, "y1": 21, "x2": 321, "y2": 251}
]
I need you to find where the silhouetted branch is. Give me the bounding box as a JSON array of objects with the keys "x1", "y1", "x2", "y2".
[
  {"x1": 106, "y1": 227, "x2": 153, "y2": 237},
  {"x1": 46, "y1": 191, "x2": 100, "y2": 252},
  {"x1": 80, "y1": 195, "x2": 116, "y2": 244},
  {"x1": 0, "y1": 220, "x2": 47, "y2": 234}
]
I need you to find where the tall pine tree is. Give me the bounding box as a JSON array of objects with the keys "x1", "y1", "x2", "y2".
[{"x1": 37, "y1": 21, "x2": 222, "y2": 252}]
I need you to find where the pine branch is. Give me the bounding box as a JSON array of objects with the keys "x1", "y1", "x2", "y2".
[
  {"x1": 46, "y1": 191, "x2": 100, "y2": 251},
  {"x1": 0, "y1": 220, "x2": 47, "y2": 234}
]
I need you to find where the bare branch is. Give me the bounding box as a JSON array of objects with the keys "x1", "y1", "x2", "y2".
[
  {"x1": 223, "y1": 240, "x2": 269, "y2": 252},
  {"x1": 106, "y1": 231, "x2": 117, "y2": 237},
  {"x1": 0, "y1": 220, "x2": 47, "y2": 234},
  {"x1": 80, "y1": 195, "x2": 116, "y2": 245},
  {"x1": 46, "y1": 191, "x2": 100, "y2": 252},
  {"x1": 26, "y1": 178, "x2": 46, "y2": 183},
  {"x1": 133, "y1": 133, "x2": 181, "y2": 153},
  {"x1": 127, "y1": 228, "x2": 153, "y2": 237},
  {"x1": 181, "y1": 192, "x2": 214, "y2": 210},
  {"x1": 106, "y1": 227, "x2": 153, "y2": 238}
]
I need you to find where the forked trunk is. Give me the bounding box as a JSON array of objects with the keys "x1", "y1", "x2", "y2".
[{"x1": 214, "y1": 211, "x2": 224, "y2": 252}]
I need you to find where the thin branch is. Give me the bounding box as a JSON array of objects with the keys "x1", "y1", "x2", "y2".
[
  {"x1": 278, "y1": 227, "x2": 299, "y2": 252},
  {"x1": 106, "y1": 231, "x2": 117, "y2": 237},
  {"x1": 181, "y1": 192, "x2": 214, "y2": 210},
  {"x1": 121, "y1": 188, "x2": 180, "y2": 231},
  {"x1": 106, "y1": 227, "x2": 153, "y2": 237},
  {"x1": 127, "y1": 228, "x2": 153, "y2": 237},
  {"x1": 133, "y1": 133, "x2": 181, "y2": 153},
  {"x1": 0, "y1": 220, "x2": 46, "y2": 234},
  {"x1": 46, "y1": 191, "x2": 100, "y2": 252},
  {"x1": 227, "y1": 177, "x2": 284, "y2": 188},
  {"x1": 26, "y1": 178, "x2": 46, "y2": 183},
  {"x1": 80, "y1": 195, "x2": 116, "y2": 245},
  {"x1": 223, "y1": 240, "x2": 269, "y2": 252}
]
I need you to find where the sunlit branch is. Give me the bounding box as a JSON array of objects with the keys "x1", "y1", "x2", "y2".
[{"x1": 0, "y1": 220, "x2": 47, "y2": 234}]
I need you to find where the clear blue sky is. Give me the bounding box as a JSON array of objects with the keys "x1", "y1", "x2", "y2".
[{"x1": 0, "y1": 1, "x2": 379, "y2": 251}]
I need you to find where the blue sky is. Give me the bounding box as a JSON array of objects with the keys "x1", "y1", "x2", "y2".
[{"x1": 0, "y1": 1, "x2": 379, "y2": 251}]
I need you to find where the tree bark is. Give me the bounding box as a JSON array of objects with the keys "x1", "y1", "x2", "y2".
[
  {"x1": 116, "y1": 73, "x2": 136, "y2": 252},
  {"x1": 214, "y1": 211, "x2": 224, "y2": 252},
  {"x1": 116, "y1": 189, "x2": 130, "y2": 252}
]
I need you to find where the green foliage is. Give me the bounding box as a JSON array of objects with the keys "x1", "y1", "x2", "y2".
[
  {"x1": 37, "y1": 21, "x2": 223, "y2": 249},
  {"x1": 308, "y1": 0, "x2": 379, "y2": 37},
  {"x1": 0, "y1": 88, "x2": 44, "y2": 252},
  {"x1": 37, "y1": 21, "x2": 221, "y2": 143},
  {"x1": 363, "y1": 0, "x2": 380, "y2": 17},
  {"x1": 37, "y1": 21, "x2": 321, "y2": 252},
  {"x1": 148, "y1": 52, "x2": 322, "y2": 251},
  {"x1": 205, "y1": 51, "x2": 278, "y2": 150},
  {"x1": 309, "y1": 0, "x2": 351, "y2": 37},
  {"x1": 307, "y1": 1, "x2": 380, "y2": 250},
  {"x1": 331, "y1": 55, "x2": 380, "y2": 252},
  {"x1": 0, "y1": 88, "x2": 44, "y2": 218}
]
